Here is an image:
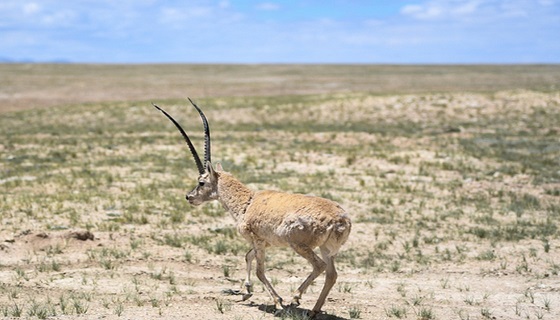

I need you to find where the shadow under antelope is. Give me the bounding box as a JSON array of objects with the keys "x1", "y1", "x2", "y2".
[{"x1": 153, "y1": 99, "x2": 351, "y2": 318}]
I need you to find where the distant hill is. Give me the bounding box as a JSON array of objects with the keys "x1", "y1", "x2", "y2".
[{"x1": 0, "y1": 57, "x2": 71, "y2": 63}]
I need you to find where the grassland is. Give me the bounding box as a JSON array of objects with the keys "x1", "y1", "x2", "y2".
[
  {"x1": 1, "y1": 64, "x2": 559, "y2": 113},
  {"x1": 0, "y1": 64, "x2": 559, "y2": 319}
]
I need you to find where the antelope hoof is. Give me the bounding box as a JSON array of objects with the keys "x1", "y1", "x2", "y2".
[
  {"x1": 274, "y1": 298, "x2": 285, "y2": 312},
  {"x1": 273, "y1": 304, "x2": 286, "y2": 317},
  {"x1": 290, "y1": 297, "x2": 301, "y2": 308},
  {"x1": 308, "y1": 309, "x2": 320, "y2": 319},
  {"x1": 245, "y1": 287, "x2": 253, "y2": 295},
  {"x1": 241, "y1": 293, "x2": 253, "y2": 301}
]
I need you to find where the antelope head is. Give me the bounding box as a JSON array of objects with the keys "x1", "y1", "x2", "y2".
[{"x1": 153, "y1": 98, "x2": 218, "y2": 206}]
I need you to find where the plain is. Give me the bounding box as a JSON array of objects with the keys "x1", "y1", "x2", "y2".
[{"x1": 0, "y1": 64, "x2": 559, "y2": 319}]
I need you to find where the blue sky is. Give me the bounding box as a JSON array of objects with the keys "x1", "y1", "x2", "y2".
[{"x1": 1, "y1": 0, "x2": 559, "y2": 63}]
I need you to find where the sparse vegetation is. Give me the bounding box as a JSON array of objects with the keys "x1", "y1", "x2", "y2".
[
  {"x1": 349, "y1": 305, "x2": 363, "y2": 319},
  {"x1": 0, "y1": 65, "x2": 559, "y2": 319}
]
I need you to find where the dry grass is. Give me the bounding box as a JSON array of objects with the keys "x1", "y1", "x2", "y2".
[
  {"x1": 0, "y1": 64, "x2": 559, "y2": 319},
  {"x1": 1, "y1": 63, "x2": 559, "y2": 113}
]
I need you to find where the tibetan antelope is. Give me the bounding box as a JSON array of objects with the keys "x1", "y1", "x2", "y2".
[{"x1": 153, "y1": 99, "x2": 351, "y2": 318}]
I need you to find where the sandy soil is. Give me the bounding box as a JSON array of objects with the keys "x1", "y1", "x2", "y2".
[
  {"x1": 1, "y1": 65, "x2": 559, "y2": 319},
  {"x1": 1, "y1": 227, "x2": 559, "y2": 319}
]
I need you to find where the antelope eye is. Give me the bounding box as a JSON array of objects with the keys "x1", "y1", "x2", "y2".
[{"x1": 198, "y1": 181, "x2": 205, "y2": 187}]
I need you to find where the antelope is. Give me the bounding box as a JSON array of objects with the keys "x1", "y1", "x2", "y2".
[{"x1": 153, "y1": 99, "x2": 351, "y2": 318}]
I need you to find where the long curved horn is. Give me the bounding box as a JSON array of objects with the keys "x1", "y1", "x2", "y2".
[
  {"x1": 152, "y1": 103, "x2": 205, "y2": 174},
  {"x1": 188, "y1": 98, "x2": 211, "y2": 167}
]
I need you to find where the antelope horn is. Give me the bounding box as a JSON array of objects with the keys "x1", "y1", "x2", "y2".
[
  {"x1": 188, "y1": 98, "x2": 211, "y2": 167},
  {"x1": 152, "y1": 103, "x2": 205, "y2": 175}
]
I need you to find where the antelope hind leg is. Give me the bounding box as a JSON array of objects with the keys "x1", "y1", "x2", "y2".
[
  {"x1": 310, "y1": 248, "x2": 338, "y2": 316},
  {"x1": 289, "y1": 244, "x2": 326, "y2": 307}
]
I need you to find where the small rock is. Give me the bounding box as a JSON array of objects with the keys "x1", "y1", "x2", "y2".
[{"x1": 67, "y1": 230, "x2": 95, "y2": 241}]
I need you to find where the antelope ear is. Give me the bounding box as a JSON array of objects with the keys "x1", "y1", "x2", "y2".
[{"x1": 215, "y1": 163, "x2": 223, "y2": 171}]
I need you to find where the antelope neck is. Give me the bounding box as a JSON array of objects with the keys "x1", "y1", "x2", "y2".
[{"x1": 216, "y1": 172, "x2": 254, "y2": 221}]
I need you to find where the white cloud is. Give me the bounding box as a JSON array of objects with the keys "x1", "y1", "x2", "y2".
[
  {"x1": 401, "y1": 4, "x2": 443, "y2": 19},
  {"x1": 41, "y1": 9, "x2": 78, "y2": 27},
  {"x1": 256, "y1": 2, "x2": 280, "y2": 11},
  {"x1": 161, "y1": 5, "x2": 213, "y2": 21},
  {"x1": 218, "y1": 1, "x2": 230, "y2": 9},
  {"x1": 400, "y1": 0, "x2": 486, "y2": 20},
  {"x1": 23, "y1": 2, "x2": 40, "y2": 15},
  {"x1": 399, "y1": 0, "x2": 536, "y2": 21},
  {"x1": 452, "y1": 0, "x2": 481, "y2": 15},
  {"x1": 158, "y1": 2, "x2": 244, "y2": 29}
]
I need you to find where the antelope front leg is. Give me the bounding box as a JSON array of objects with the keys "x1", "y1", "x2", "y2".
[
  {"x1": 254, "y1": 245, "x2": 284, "y2": 311},
  {"x1": 242, "y1": 248, "x2": 255, "y2": 301}
]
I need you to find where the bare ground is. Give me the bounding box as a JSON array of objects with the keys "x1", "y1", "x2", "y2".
[
  {"x1": 1, "y1": 65, "x2": 560, "y2": 320},
  {"x1": 0, "y1": 224, "x2": 558, "y2": 320},
  {"x1": 1, "y1": 226, "x2": 559, "y2": 319}
]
